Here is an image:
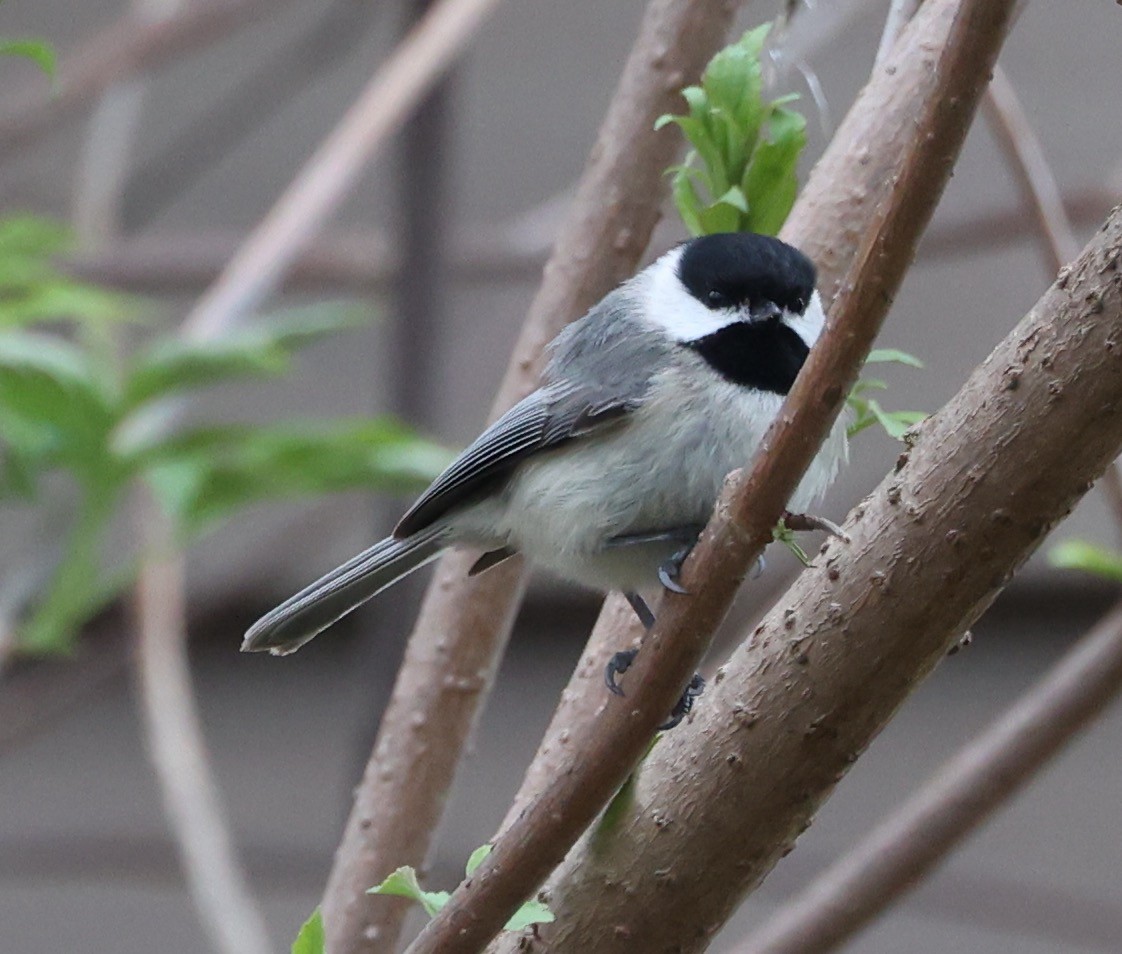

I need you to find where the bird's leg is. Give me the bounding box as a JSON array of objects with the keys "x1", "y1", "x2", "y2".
[
  {"x1": 603, "y1": 590, "x2": 705, "y2": 730},
  {"x1": 659, "y1": 673, "x2": 706, "y2": 730},
  {"x1": 604, "y1": 591, "x2": 654, "y2": 696},
  {"x1": 605, "y1": 524, "x2": 706, "y2": 595}
]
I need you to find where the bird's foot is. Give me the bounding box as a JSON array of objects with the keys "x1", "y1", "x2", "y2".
[
  {"x1": 659, "y1": 673, "x2": 706, "y2": 730},
  {"x1": 604, "y1": 648, "x2": 705, "y2": 730}
]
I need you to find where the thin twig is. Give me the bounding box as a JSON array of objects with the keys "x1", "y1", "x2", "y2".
[
  {"x1": 734, "y1": 600, "x2": 1122, "y2": 954},
  {"x1": 983, "y1": 63, "x2": 1081, "y2": 274},
  {"x1": 320, "y1": 2, "x2": 743, "y2": 950},
  {"x1": 134, "y1": 499, "x2": 273, "y2": 954},
  {"x1": 0, "y1": 0, "x2": 295, "y2": 162},
  {"x1": 875, "y1": 0, "x2": 921, "y2": 66},
  {"x1": 413, "y1": 2, "x2": 1018, "y2": 952},
  {"x1": 181, "y1": 0, "x2": 507, "y2": 342}
]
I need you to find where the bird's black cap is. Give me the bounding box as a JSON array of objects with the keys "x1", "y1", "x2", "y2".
[{"x1": 677, "y1": 232, "x2": 816, "y2": 314}]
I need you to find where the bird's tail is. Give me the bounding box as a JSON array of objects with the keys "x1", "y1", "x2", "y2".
[{"x1": 241, "y1": 527, "x2": 447, "y2": 656}]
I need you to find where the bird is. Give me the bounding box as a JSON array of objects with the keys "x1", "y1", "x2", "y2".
[{"x1": 243, "y1": 231, "x2": 847, "y2": 719}]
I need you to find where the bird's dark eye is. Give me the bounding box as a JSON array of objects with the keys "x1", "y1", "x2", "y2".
[
  {"x1": 706, "y1": 289, "x2": 731, "y2": 308},
  {"x1": 793, "y1": 297, "x2": 807, "y2": 313}
]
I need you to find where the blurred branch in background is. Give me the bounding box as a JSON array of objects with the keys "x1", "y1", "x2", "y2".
[
  {"x1": 120, "y1": 0, "x2": 383, "y2": 231},
  {"x1": 182, "y1": 0, "x2": 507, "y2": 342},
  {"x1": 0, "y1": 0, "x2": 299, "y2": 163},
  {"x1": 71, "y1": 0, "x2": 274, "y2": 946},
  {"x1": 982, "y1": 63, "x2": 1081, "y2": 275},
  {"x1": 733, "y1": 599, "x2": 1122, "y2": 954},
  {"x1": 134, "y1": 499, "x2": 274, "y2": 954}
]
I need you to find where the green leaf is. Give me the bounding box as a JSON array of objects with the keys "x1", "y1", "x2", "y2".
[
  {"x1": 0, "y1": 216, "x2": 69, "y2": 258},
  {"x1": 868, "y1": 400, "x2": 925, "y2": 440},
  {"x1": 0, "y1": 38, "x2": 56, "y2": 77},
  {"x1": 0, "y1": 331, "x2": 116, "y2": 479},
  {"x1": 369, "y1": 855, "x2": 555, "y2": 933},
  {"x1": 670, "y1": 168, "x2": 704, "y2": 236},
  {"x1": 123, "y1": 303, "x2": 366, "y2": 409},
  {"x1": 504, "y1": 899, "x2": 556, "y2": 932},
  {"x1": 713, "y1": 185, "x2": 749, "y2": 214},
  {"x1": 465, "y1": 844, "x2": 492, "y2": 876},
  {"x1": 291, "y1": 909, "x2": 325, "y2": 954},
  {"x1": 742, "y1": 106, "x2": 806, "y2": 236},
  {"x1": 1049, "y1": 540, "x2": 1122, "y2": 582},
  {"x1": 369, "y1": 867, "x2": 449, "y2": 918},
  {"x1": 137, "y1": 418, "x2": 452, "y2": 534},
  {"x1": 866, "y1": 348, "x2": 925, "y2": 368},
  {"x1": 773, "y1": 518, "x2": 812, "y2": 567},
  {"x1": 697, "y1": 201, "x2": 741, "y2": 236}
]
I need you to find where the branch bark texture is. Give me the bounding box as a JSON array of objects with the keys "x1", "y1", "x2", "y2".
[
  {"x1": 408, "y1": 2, "x2": 1017, "y2": 952},
  {"x1": 735, "y1": 598, "x2": 1122, "y2": 954},
  {"x1": 320, "y1": 2, "x2": 741, "y2": 952},
  {"x1": 531, "y1": 204, "x2": 1122, "y2": 951}
]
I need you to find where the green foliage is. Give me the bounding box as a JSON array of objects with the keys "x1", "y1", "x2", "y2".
[
  {"x1": 1048, "y1": 540, "x2": 1122, "y2": 582},
  {"x1": 772, "y1": 516, "x2": 812, "y2": 567},
  {"x1": 0, "y1": 217, "x2": 128, "y2": 327},
  {"x1": 0, "y1": 217, "x2": 451, "y2": 654},
  {"x1": 657, "y1": 25, "x2": 806, "y2": 237},
  {"x1": 369, "y1": 845, "x2": 555, "y2": 932},
  {"x1": 290, "y1": 909, "x2": 325, "y2": 954},
  {"x1": 0, "y1": 37, "x2": 55, "y2": 77},
  {"x1": 847, "y1": 349, "x2": 927, "y2": 441}
]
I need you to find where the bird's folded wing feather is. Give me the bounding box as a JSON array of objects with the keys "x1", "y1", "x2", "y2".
[{"x1": 393, "y1": 382, "x2": 637, "y2": 538}]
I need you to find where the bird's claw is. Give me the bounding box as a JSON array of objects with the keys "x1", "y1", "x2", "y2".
[
  {"x1": 659, "y1": 672, "x2": 706, "y2": 730},
  {"x1": 605, "y1": 649, "x2": 637, "y2": 696},
  {"x1": 658, "y1": 543, "x2": 694, "y2": 595}
]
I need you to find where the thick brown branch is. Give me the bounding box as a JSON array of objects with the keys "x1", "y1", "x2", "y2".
[
  {"x1": 411, "y1": 2, "x2": 1017, "y2": 953},
  {"x1": 320, "y1": 2, "x2": 742, "y2": 952},
  {"x1": 531, "y1": 204, "x2": 1122, "y2": 951},
  {"x1": 734, "y1": 599, "x2": 1122, "y2": 954},
  {"x1": 0, "y1": 0, "x2": 294, "y2": 161}
]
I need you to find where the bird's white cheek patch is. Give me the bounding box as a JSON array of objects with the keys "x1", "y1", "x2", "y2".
[
  {"x1": 784, "y1": 290, "x2": 826, "y2": 347},
  {"x1": 641, "y1": 247, "x2": 736, "y2": 342}
]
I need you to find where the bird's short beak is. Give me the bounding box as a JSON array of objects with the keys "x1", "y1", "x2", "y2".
[{"x1": 747, "y1": 300, "x2": 783, "y2": 323}]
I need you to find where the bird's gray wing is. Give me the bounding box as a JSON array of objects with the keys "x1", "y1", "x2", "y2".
[{"x1": 394, "y1": 382, "x2": 637, "y2": 538}]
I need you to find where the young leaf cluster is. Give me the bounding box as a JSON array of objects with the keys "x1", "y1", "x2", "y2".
[
  {"x1": 0, "y1": 18, "x2": 55, "y2": 78},
  {"x1": 657, "y1": 24, "x2": 806, "y2": 237},
  {"x1": 0, "y1": 219, "x2": 451, "y2": 653},
  {"x1": 847, "y1": 348, "x2": 927, "y2": 441},
  {"x1": 1048, "y1": 539, "x2": 1122, "y2": 583},
  {"x1": 369, "y1": 844, "x2": 555, "y2": 933}
]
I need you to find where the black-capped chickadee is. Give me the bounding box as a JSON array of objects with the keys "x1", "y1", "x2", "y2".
[{"x1": 243, "y1": 232, "x2": 847, "y2": 669}]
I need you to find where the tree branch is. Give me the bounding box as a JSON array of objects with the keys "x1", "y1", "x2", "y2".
[
  {"x1": 181, "y1": 0, "x2": 507, "y2": 342},
  {"x1": 525, "y1": 199, "x2": 1122, "y2": 951},
  {"x1": 400, "y1": 2, "x2": 1018, "y2": 952},
  {"x1": 134, "y1": 500, "x2": 273, "y2": 954},
  {"x1": 319, "y1": 2, "x2": 743, "y2": 952},
  {"x1": 983, "y1": 63, "x2": 1080, "y2": 275},
  {"x1": 874, "y1": 0, "x2": 921, "y2": 67},
  {"x1": 732, "y1": 598, "x2": 1122, "y2": 954}
]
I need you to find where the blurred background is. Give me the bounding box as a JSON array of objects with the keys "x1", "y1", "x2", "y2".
[{"x1": 1, "y1": 0, "x2": 1121, "y2": 951}]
